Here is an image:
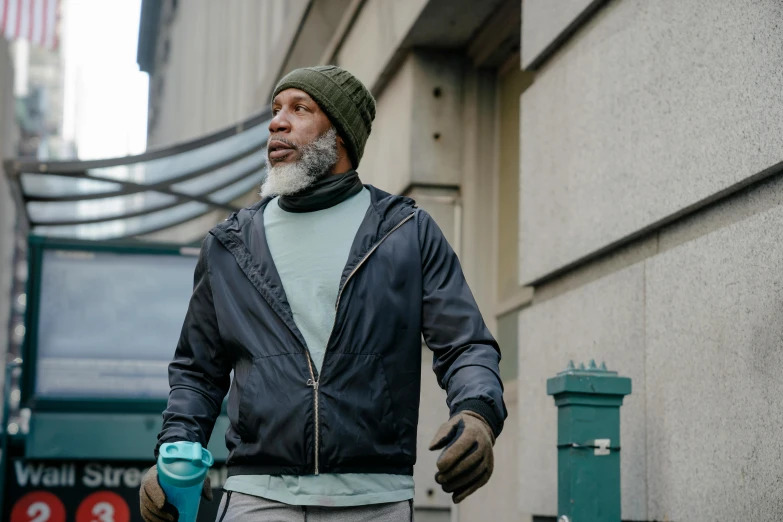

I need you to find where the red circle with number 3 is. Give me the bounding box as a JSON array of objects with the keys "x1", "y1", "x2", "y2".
[
  {"x1": 11, "y1": 492, "x2": 66, "y2": 522},
  {"x1": 76, "y1": 492, "x2": 130, "y2": 522}
]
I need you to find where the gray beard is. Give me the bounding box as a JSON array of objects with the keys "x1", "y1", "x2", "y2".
[{"x1": 260, "y1": 126, "x2": 339, "y2": 198}]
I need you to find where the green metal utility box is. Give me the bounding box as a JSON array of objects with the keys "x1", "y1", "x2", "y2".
[{"x1": 547, "y1": 360, "x2": 632, "y2": 522}]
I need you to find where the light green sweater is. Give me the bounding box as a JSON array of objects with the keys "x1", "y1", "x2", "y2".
[{"x1": 222, "y1": 188, "x2": 414, "y2": 506}]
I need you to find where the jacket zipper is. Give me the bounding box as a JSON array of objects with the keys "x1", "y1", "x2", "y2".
[
  {"x1": 334, "y1": 212, "x2": 416, "y2": 312},
  {"x1": 306, "y1": 210, "x2": 415, "y2": 475},
  {"x1": 306, "y1": 373, "x2": 319, "y2": 474}
]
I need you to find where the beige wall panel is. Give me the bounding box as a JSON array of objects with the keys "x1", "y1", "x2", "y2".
[
  {"x1": 148, "y1": 0, "x2": 308, "y2": 148},
  {"x1": 518, "y1": 264, "x2": 647, "y2": 520},
  {"x1": 361, "y1": 51, "x2": 464, "y2": 194},
  {"x1": 335, "y1": 0, "x2": 428, "y2": 89},
  {"x1": 414, "y1": 346, "x2": 453, "y2": 510},
  {"x1": 459, "y1": 66, "x2": 497, "y2": 324},
  {"x1": 408, "y1": 52, "x2": 464, "y2": 189},
  {"x1": 520, "y1": 0, "x2": 783, "y2": 283},
  {"x1": 497, "y1": 69, "x2": 533, "y2": 301},
  {"x1": 204, "y1": 1, "x2": 227, "y2": 135},
  {"x1": 406, "y1": 189, "x2": 458, "y2": 248},
  {"x1": 359, "y1": 58, "x2": 414, "y2": 193},
  {"x1": 521, "y1": 0, "x2": 604, "y2": 69},
  {"x1": 645, "y1": 198, "x2": 783, "y2": 521},
  {"x1": 411, "y1": 194, "x2": 464, "y2": 515},
  {"x1": 256, "y1": 0, "x2": 311, "y2": 102},
  {"x1": 458, "y1": 383, "x2": 519, "y2": 522},
  {"x1": 234, "y1": 0, "x2": 253, "y2": 119},
  {"x1": 281, "y1": 0, "x2": 352, "y2": 75},
  {"x1": 148, "y1": 0, "x2": 208, "y2": 147}
]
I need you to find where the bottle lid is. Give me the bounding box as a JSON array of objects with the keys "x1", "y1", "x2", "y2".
[{"x1": 157, "y1": 442, "x2": 214, "y2": 488}]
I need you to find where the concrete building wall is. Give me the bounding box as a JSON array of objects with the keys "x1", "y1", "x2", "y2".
[
  {"x1": 519, "y1": 264, "x2": 648, "y2": 519},
  {"x1": 517, "y1": 0, "x2": 783, "y2": 520},
  {"x1": 361, "y1": 48, "x2": 506, "y2": 521},
  {"x1": 333, "y1": 0, "x2": 429, "y2": 91},
  {"x1": 142, "y1": 1, "x2": 522, "y2": 519},
  {"x1": 146, "y1": 0, "x2": 309, "y2": 148},
  {"x1": 521, "y1": 0, "x2": 606, "y2": 70},
  {"x1": 279, "y1": 0, "x2": 352, "y2": 75},
  {"x1": 140, "y1": 0, "x2": 308, "y2": 242},
  {"x1": 520, "y1": 0, "x2": 783, "y2": 284},
  {"x1": 361, "y1": 48, "x2": 502, "y2": 334}
]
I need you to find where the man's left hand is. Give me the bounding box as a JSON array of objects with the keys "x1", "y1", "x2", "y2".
[{"x1": 429, "y1": 411, "x2": 495, "y2": 503}]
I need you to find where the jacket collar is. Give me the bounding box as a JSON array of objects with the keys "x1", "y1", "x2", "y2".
[
  {"x1": 216, "y1": 185, "x2": 416, "y2": 250},
  {"x1": 210, "y1": 185, "x2": 417, "y2": 350},
  {"x1": 337, "y1": 186, "x2": 416, "y2": 289}
]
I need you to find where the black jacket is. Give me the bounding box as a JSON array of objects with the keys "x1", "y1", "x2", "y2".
[{"x1": 157, "y1": 185, "x2": 506, "y2": 477}]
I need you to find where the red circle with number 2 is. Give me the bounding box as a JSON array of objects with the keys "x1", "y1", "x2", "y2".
[
  {"x1": 76, "y1": 492, "x2": 130, "y2": 522},
  {"x1": 11, "y1": 492, "x2": 66, "y2": 522}
]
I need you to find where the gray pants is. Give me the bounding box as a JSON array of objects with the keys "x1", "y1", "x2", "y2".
[{"x1": 215, "y1": 492, "x2": 413, "y2": 522}]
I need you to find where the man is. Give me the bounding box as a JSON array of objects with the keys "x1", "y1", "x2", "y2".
[{"x1": 140, "y1": 66, "x2": 506, "y2": 522}]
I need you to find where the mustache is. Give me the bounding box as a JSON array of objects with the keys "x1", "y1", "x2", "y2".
[{"x1": 268, "y1": 136, "x2": 298, "y2": 149}]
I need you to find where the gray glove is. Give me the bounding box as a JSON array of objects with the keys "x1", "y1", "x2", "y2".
[{"x1": 429, "y1": 411, "x2": 495, "y2": 503}]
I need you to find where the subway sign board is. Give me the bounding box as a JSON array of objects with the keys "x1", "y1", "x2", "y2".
[
  {"x1": 5, "y1": 459, "x2": 227, "y2": 522},
  {"x1": 23, "y1": 241, "x2": 199, "y2": 405}
]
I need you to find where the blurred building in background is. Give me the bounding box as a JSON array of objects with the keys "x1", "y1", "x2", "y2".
[
  {"x1": 1, "y1": 0, "x2": 62, "y2": 422},
  {"x1": 0, "y1": 37, "x2": 18, "y2": 405},
  {"x1": 11, "y1": 38, "x2": 69, "y2": 159},
  {"x1": 2, "y1": 0, "x2": 154, "y2": 379},
  {"x1": 2, "y1": 0, "x2": 65, "y2": 159}
]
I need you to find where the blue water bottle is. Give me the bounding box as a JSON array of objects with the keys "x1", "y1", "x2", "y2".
[{"x1": 157, "y1": 442, "x2": 214, "y2": 522}]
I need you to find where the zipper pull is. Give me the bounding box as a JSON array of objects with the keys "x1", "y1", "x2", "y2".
[{"x1": 306, "y1": 379, "x2": 319, "y2": 391}]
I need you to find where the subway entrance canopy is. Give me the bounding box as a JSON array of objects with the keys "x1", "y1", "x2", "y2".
[
  {"x1": 5, "y1": 107, "x2": 271, "y2": 242},
  {"x1": 1, "y1": 109, "x2": 273, "y2": 522}
]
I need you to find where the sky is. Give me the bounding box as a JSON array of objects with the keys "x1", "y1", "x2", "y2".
[{"x1": 61, "y1": 0, "x2": 148, "y2": 160}]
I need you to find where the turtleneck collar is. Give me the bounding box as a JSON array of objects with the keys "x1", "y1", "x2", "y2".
[{"x1": 277, "y1": 170, "x2": 364, "y2": 213}]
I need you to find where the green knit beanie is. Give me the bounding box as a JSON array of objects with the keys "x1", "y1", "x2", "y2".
[{"x1": 272, "y1": 66, "x2": 376, "y2": 168}]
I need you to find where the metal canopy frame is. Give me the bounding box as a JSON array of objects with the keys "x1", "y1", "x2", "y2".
[
  {"x1": 0, "y1": 108, "x2": 272, "y2": 464},
  {"x1": 4, "y1": 107, "x2": 273, "y2": 241}
]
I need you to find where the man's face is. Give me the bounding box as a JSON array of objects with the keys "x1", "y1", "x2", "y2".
[
  {"x1": 261, "y1": 89, "x2": 341, "y2": 197},
  {"x1": 268, "y1": 88, "x2": 333, "y2": 165}
]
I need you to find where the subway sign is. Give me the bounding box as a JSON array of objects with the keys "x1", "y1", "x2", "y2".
[{"x1": 5, "y1": 460, "x2": 227, "y2": 522}]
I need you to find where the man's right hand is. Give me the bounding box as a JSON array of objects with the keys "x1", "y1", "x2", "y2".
[
  {"x1": 139, "y1": 467, "x2": 213, "y2": 522},
  {"x1": 140, "y1": 467, "x2": 177, "y2": 522}
]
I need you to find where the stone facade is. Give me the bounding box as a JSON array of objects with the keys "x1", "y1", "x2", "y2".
[
  {"x1": 145, "y1": 0, "x2": 309, "y2": 149},
  {"x1": 516, "y1": 1, "x2": 783, "y2": 520}
]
